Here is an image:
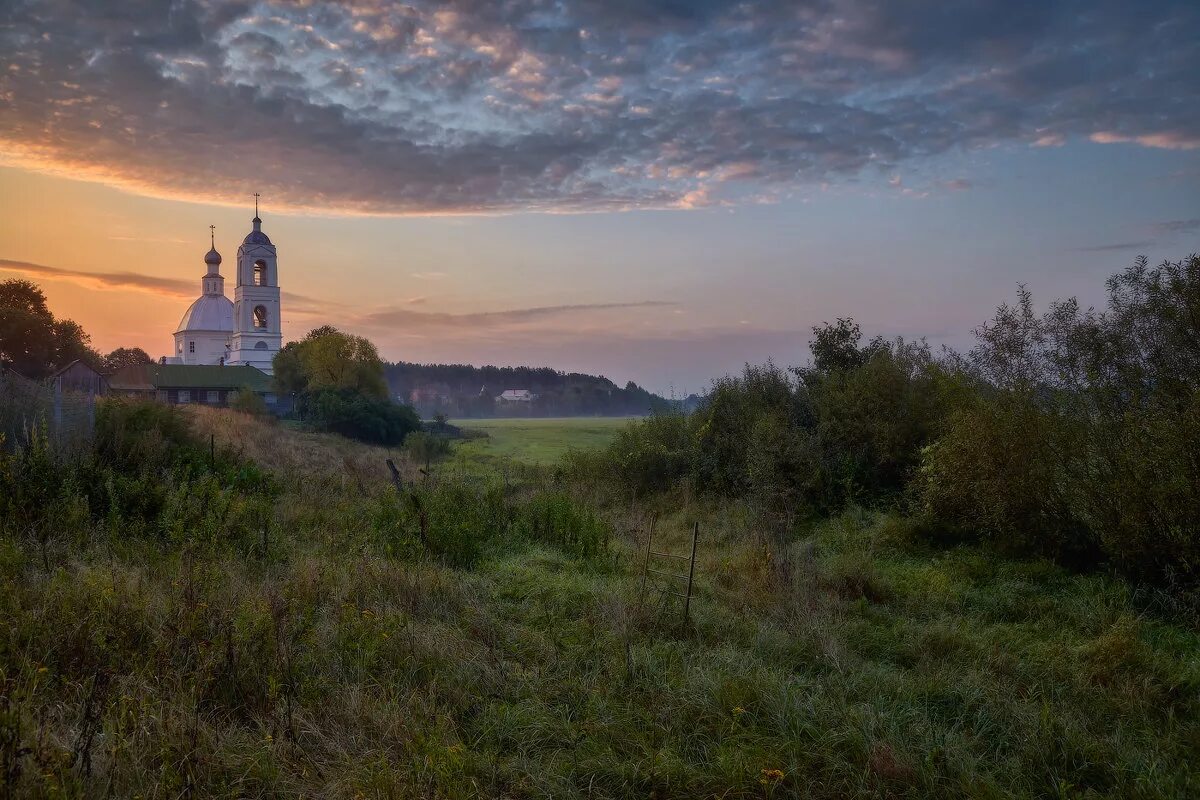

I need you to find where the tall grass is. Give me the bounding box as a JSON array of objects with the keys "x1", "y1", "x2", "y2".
[{"x1": 1, "y1": 401, "x2": 1197, "y2": 797}]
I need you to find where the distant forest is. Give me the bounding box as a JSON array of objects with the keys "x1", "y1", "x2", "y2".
[{"x1": 383, "y1": 361, "x2": 673, "y2": 418}]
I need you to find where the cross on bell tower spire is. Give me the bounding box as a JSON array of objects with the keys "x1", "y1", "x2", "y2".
[
  {"x1": 254, "y1": 192, "x2": 260, "y2": 218},
  {"x1": 209, "y1": 224, "x2": 216, "y2": 248}
]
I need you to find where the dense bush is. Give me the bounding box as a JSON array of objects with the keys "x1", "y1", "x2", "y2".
[
  {"x1": 919, "y1": 256, "x2": 1200, "y2": 589},
  {"x1": 581, "y1": 255, "x2": 1200, "y2": 596},
  {"x1": 916, "y1": 391, "x2": 1094, "y2": 560},
  {"x1": 0, "y1": 398, "x2": 274, "y2": 553},
  {"x1": 308, "y1": 388, "x2": 421, "y2": 446}
]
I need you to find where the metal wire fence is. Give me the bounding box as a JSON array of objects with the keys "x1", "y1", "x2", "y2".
[{"x1": 0, "y1": 368, "x2": 96, "y2": 459}]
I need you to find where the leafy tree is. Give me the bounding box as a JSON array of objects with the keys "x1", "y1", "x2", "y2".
[
  {"x1": 806, "y1": 318, "x2": 886, "y2": 376},
  {"x1": 272, "y1": 341, "x2": 309, "y2": 396},
  {"x1": 0, "y1": 279, "x2": 55, "y2": 376},
  {"x1": 273, "y1": 327, "x2": 418, "y2": 443},
  {"x1": 103, "y1": 346, "x2": 152, "y2": 373},
  {"x1": 52, "y1": 318, "x2": 103, "y2": 372},
  {"x1": 0, "y1": 279, "x2": 101, "y2": 376},
  {"x1": 274, "y1": 326, "x2": 388, "y2": 399}
]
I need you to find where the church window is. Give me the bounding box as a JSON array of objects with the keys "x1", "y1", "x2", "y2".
[
  {"x1": 253, "y1": 305, "x2": 268, "y2": 329},
  {"x1": 254, "y1": 341, "x2": 268, "y2": 350},
  {"x1": 188, "y1": 341, "x2": 195, "y2": 354},
  {"x1": 254, "y1": 260, "x2": 268, "y2": 286}
]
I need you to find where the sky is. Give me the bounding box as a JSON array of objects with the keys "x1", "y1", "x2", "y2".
[{"x1": 1, "y1": 0, "x2": 1198, "y2": 395}]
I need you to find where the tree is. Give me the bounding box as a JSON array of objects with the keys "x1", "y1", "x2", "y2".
[
  {"x1": 0, "y1": 279, "x2": 55, "y2": 376},
  {"x1": 273, "y1": 326, "x2": 389, "y2": 399},
  {"x1": 806, "y1": 318, "x2": 885, "y2": 375},
  {"x1": 273, "y1": 326, "x2": 417, "y2": 442},
  {"x1": 52, "y1": 318, "x2": 103, "y2": 372},
  {"x1": 272, "y1": 341, "x2": 309, "y2": 396},
  {"x1": 0, "y1": 279, "x2": 103, "y2": 376},
  {"x1": 103, "y1": 347, "x2": 152, "y2": 373}
]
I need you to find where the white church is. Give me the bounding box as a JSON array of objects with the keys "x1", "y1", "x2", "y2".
[{"x1": 168, "y1": 206, "x2": 282, "y2": 374}]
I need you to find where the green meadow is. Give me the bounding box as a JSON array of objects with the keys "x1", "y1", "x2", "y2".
[{"x1": 448, "y1": 416, "x2": 635, "y2": 466}]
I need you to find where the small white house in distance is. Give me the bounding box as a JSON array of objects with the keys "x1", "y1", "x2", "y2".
[{"x1": 495, "y1": 389, "x2": 535, "y2": 408}]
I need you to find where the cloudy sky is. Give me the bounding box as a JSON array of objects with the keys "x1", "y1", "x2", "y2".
[{"x1": 1, "y1": 0, "x2": 1198, "y2": 393}]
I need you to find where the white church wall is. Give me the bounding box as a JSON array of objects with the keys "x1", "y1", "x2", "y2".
[{"x1": 173, "y1": 330, "x2": 230, "y2": 366}]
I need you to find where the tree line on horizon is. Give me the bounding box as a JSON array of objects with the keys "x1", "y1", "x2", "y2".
[
  {"x1": 0, "y1": 278, "x2": 669, "y2": 420},
  {"x1": 383, "y1": 361, "x2": 671, "y2": 418}
]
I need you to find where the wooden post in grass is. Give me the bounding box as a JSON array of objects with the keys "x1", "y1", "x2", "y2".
[
  {"x1": 386, "y1": 459, "x2": 432, "y2": 552},
  {"x1": 386, "y1": 458, "x2": 403, "y2": 492},
  {"x1": 684, "y1": 521, "x2": 699, "y2": 624}
]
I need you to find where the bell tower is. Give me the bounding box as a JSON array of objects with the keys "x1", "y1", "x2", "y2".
[{"x1": 227, "y1": 194, "x2": 282, "y2": 374}]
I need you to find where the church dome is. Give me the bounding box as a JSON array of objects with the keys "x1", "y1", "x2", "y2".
[
  {"x1": 204, "y1": 246, "x2": 222, "y2": 265},
  {"x1": 175, "y1": 294, "x2": 234, "y2": 334},
  {"x1": 243, "y1": 216, "x2": 273, "y2": 246}
]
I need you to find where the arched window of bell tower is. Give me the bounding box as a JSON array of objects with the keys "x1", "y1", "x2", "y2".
[
  {"x1": 253, "y1": 260, "x2": 268, "y2": 286},
  {"x1": 253, "y1": 305, "x2": 268, "y2": 329}
]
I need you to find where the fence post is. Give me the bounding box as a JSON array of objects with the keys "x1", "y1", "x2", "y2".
[
  {"x1": 639, "y1": 513, "x2": 656, "y2": 601},
  {"x1": 52, "y1": 378, "x2": 63, "y2": 448},
  {"x1": 683, "y1": 521, "x2": 699, "y2": 624}
]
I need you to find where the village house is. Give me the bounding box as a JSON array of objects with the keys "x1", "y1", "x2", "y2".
[
  {"x1": 495, "y1": 388, "x2": 535, "y2": 410},
  {"x1": 51, "y1": 360, "x2": 108, "y2": 396},
  {"x1": 107, "y1": 363, "x2": 288, "y2": 412}
]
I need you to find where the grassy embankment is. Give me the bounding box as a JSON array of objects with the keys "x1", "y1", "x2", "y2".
[{"x1": 1, "y1": 404, "x2": 1197, "y2": 798}]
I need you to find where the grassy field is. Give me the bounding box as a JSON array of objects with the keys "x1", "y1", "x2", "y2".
[
  {"x1": 2, "y1": 404, "x2": 1197, "y2": 798},
  {"x1": 448, "y1": 416, "x2": 634, "y2": 466}
]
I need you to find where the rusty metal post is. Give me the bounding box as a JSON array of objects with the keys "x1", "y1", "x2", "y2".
[{"x1": 639, "y1": 513, "x2": 656, "y2": 601}]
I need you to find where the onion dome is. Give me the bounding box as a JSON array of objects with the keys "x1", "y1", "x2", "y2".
[{"x1": 204, "y1": 246, "x2": 222, "y2": 266}]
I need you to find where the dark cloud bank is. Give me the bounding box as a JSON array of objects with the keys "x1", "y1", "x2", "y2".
[{"x1": 1, "y1": 0, "x2": 1197, "y2": 214}]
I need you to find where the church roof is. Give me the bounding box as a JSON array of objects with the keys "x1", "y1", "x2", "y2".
[
  {"x1": 175, "y1": 294, "x2": 233, "y2": 334},
  {"x1": 243, "y1": 230, "x2": 273, "y2": 246},
  {"x1": 109, "y1": 364, "x2": 273, "y2": 392}
]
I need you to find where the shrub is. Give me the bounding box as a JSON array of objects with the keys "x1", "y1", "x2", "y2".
[
  {"x1": 1084, "y1": 401, "x2": 1200, "y2": 586},
  {"x1": 514, "y1": 492, "x2": 611, "y2": 560},
  {"x1": 308, "y1": 389, "x2": 421, "y2": 446},
  {"x1": 916, "y1": 392, "x2": 1093, "y2": 560},
  {"x1": 405, "y1": 431, "x2": 452, "y2": 467},
  {"x1": 918, "y1": 256, "x2": 1200, "y2": 590},
  {"x1": 372, "y1": 481, "x2": 507, "y2": 567},
  {"x1": 809, "y1": 340, "x2": 946, "y2": 506},
  {"x1": 694, "y1": 361, "x2": 801, "y2": 496},
  {"x1": 230, "y1": 388, "x2": 270, "y2": 417},
  {"x1": 1, "y1": 398, "x2": 274, "y2": 553}
]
